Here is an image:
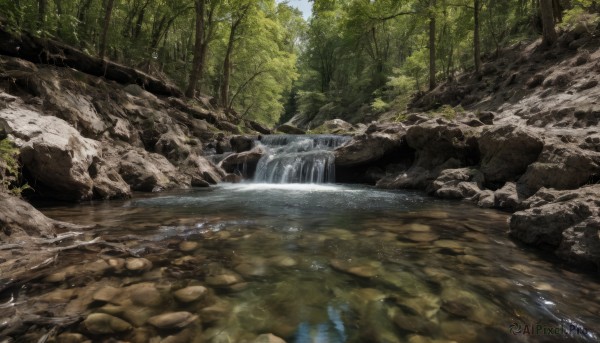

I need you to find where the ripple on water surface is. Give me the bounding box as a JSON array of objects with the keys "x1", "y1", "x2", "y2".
[{"x1": 13, "y1": 184, "x2": 600, "y2": 343}]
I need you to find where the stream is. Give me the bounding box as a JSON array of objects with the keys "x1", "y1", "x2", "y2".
[
  {"x1": 2, "y1": 135, "x2": 599, "y2": 342},
  {"x1": 18, "y1": 183, "x2": 599, "y2": 343}
]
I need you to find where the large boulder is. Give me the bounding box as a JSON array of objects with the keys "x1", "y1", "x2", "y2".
[
  {"x1": 509, "y1": 185, "x2": 600, "y2": 268},
  {"x1": 479, "y1": 125, "x2": 543, "y2": 184},
  {"x1": 335, "y1": 123, "x2": 405, "y2": 166},
  {"x1": 119, "y1": 150, "x2": 188, "y2": 192},
  {"x1": 0, "y1": 104, "x2": 97, "y2": 201},
  {"x1": 1, "y1": 98, "x2": 132, "y2": 200},
  {"x1": 517, "y1": 138, "x2": 600, "y2": 195},
  {"x1": 219, "y1": 147, "x2": 265, "y2": 175},
  {"x1": 405, "y1": 120, "x2": 479, "y2": 169},
  {"x1": 230, "y1": 135, "x2": 256, "y2": 153},
  {"x1": 0, "y1": 192, "x2": 56, "y2": 240}
]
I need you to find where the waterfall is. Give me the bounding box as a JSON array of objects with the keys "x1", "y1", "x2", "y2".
[{"x1": 254, "y1": 134, "x2": 350, "y2": 184}]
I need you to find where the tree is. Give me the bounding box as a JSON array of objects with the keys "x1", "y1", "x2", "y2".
[
  {"x1": 99, "y1": 0, "x2": 116, "y2": 59},
  {"x1": 474, "y1": 0, "x2": 481, "y2": 74},
  {"x1": 219, "y1": 2, "x2": 252, "y2": 109},
  {"x1": 186, "y1": 0, "x2": 207, "y2": 98},
  {"x1": 429, "y1": 0, "x2": 436, "y2": 90},
  {"x1": 540, "y1": 0, "x2": 558, "y2": 46}
]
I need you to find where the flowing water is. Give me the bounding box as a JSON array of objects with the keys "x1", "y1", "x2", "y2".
[
  {"x1": 254, "y1": 135, "x2": 350, "y2": 183},
  {"x1": 9, "y1": 184, "x2": 598, "y2": 343}
]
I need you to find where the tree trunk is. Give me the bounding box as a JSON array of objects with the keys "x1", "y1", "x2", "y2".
[
  {"x1": 220, "y1": 28, "x2": 235, "y2": 109},
  {"x1": 37, "y1": 0, "x2": 47, "y2": 30},
  {"x1": 186, "y1": 0, "x2": 206, "y2": 98},
  {"x1": 219, "y1": 4, "x2": 250, "y2": 108},
  {"x1": 540, "y1": 0, "x2": 557, "y2": 46},
  {"x1": 552, "y1": 0, "x2": 563, "y2": 23},
  {"x1": 474, "y1": 0, "x2": 481, "y2": 74},
  {"x1": 429, "y1": 1, "x2": 436, "y2": 91},
  {"x1": 99, "y1": 0, "x2": 116, "y2": 59}
]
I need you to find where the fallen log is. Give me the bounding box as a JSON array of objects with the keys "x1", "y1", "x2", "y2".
[{"x1": 0, "y1": 21, "x2": 182, "y2": 98}]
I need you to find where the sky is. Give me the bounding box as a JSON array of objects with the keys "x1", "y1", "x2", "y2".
[{"x1": 277, "y1": 0, "x2": 313, "y2": 20}]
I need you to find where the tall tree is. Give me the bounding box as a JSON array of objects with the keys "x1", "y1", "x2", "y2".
[
  {"x1": 474, "y1": 0, "x2": 481, "y2": 74},
  {"x1": 219, "y1": 2, "x2": 251, "y2": 109},
  {"x1": 186, "y1": 0, "x2": 218, "y2": 97},
  {"x1": 99, "y1": 0, "x2": 116, "y2": 59},
  {"x1": 429, "y1": 0, "x2": 436, "y2": 90},
  {"x1": 37, "y1": 0, "x2": 47, "y2": 30},
  {"x1": 540, "y1": 0, "x2": 557, "y2": 46},
  {"x1": 186, "y1": 0, "x2": 207, "y2": 98}
]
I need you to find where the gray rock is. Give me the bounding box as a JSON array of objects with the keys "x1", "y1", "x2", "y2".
[
  {"x1": 479, "y1": 124, "x2": 543, "y2": 184},
  {"x1": 518, "y1": 138, "x2": 600, "y2": 195},
  {"x1": 335, "y1": 123, "x2": 405, "y2": 167},
  {"x1": 509, "y1": 185, "x2": 598, "y2": 250}
]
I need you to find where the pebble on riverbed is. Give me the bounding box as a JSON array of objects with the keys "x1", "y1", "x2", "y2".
[
  {"x1": 125, "y1": 258, "x2": 153, "y2": 272},
  {"x1": 83, "y1": 313, "x2": 132, "y2": 334},
  {"x1": 147, "y1": 311, "x2": 198, "y2": 329},
  {"x1": 173, "y1": 285, "x2": 207, "y2": 303}
]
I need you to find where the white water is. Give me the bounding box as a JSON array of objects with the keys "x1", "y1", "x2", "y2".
[{"x1": 253, "y1": 134, "x2": 350, "y2": 184}]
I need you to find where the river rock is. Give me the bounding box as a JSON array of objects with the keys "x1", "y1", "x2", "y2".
[
  {"x1": 253, "y1": 333, "x2": 287, "y2": 343},
  {"x1": 127, "y1": 282, "x2": 163, "y2": 307},
  {"x1": 219, "y1": 146, "x2": 265, "y2": 173},
  {"x1": 93, "y1": 286, "x2": 122, "y2": 303},
  {"x1": 147, "y1": 311, "x2": 198, "y2": 329},
  {"x1": 404, "y1": 232, "x2": 440, "y2": 242},
  {"x1": 83, "y1": 313, "x2": 132, "y2": 334},
  {"x1": 174, "y1": 286, "x2": 207, "y2": 303},
  {"x1": 179, "y1": 241, "x2": 199, "y2": 252},
  {"x1": 330, "y1": 259, "x2": 380, "y2": 278},
  {"x1": 56, "y1": 333, "x2": 88, "y2": 343},
  {"x1": 479, "y1": 124, "x2": 543, "y2": 184},
  {"x1": 268, "y1": 255, "x2": 298, "y2": 267},
  {"x1": 206, "y1": 271, "x2": 243, "y2": 287},
  {"x1": 126, "y1": 258, "x2": 153, "y2": 272},
  {"x1": 493, "y1": 182, "x2": 523, "y2": 210}
]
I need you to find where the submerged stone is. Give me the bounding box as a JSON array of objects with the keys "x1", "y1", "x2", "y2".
[
  {"x1": 179, "y1": 241, "x2": 198, "y2": 252},
  {"x1": 126, "y1": 258, "x2": 153, "y2": 272},
  {"x1": 83, "y1": 313, "x2": 132, "y2": 334},
  {"x1": 147, "y1": 311, "x2": 198, "y2": 329},
  {"x1": 174, "y1": 286, "x2": 208, "y2": 303},
  {"x1": 253, "y1": 333, "x2": 287, "y2": 343},
  {"x1": 268, "y1": 255, "x2": 298, "y2": 267},
  {"x1": 206, "y1": 271, "x2": 243, "y2": 287}
]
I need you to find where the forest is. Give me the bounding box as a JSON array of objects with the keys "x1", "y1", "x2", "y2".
[{"x1": 1, "y1": 0, "x2": 597, "y2": 127}]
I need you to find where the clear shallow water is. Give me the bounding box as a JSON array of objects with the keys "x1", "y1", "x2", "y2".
[{"x1": 16, "y1": 184, "x2": 600, "y2": 342}]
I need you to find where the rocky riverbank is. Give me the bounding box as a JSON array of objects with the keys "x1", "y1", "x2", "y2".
[{"x1": 332, "y1": 32, "x2": 600, "y2": 270}]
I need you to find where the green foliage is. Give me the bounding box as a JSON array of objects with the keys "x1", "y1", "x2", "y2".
[
  {"x1": 433, "y1": 104, "x2": 465, "y2": 120},
  {"x1": 0, "y1": 138, "x2": 30, "y2": 196},
  {"x1": 371, "y1": 97, "x2": 389, "y2": 112},
  {"x1": 561, "y1": 5, "x2": 600, "y2": 30}
]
